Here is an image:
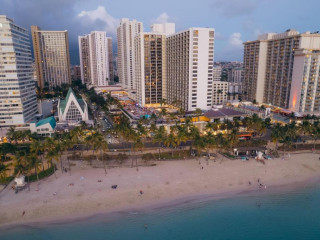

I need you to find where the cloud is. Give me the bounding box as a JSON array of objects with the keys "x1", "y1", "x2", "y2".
[
  {"x1": 242, "y1": 19, "x2": 265, "y2": 40},
  {"x1": 229, "y1": 32, "x2": 243, "y2": 48},
  {"x1": 215, "y1": 32, "x2": 243, "y2": 61},
  {"x1": 153, "y1": 12, "x2": 170, "y2": 24},
  {"x1": 211, "y1": 0, "x2": 262, "y2": 17},
  {"x1": 78, "y1": 6, "x2": 119, "y2": 35}
]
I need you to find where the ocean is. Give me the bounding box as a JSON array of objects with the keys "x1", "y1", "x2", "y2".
[{"x1": 1, "y1": 183, "x2": 320, "y2": 240}]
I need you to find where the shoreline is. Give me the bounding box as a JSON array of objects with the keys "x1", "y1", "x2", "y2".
[
  {"x1": 1, "y1": 175, "x2": 319, "y2": 230},
  {"x1": 1, "y1": 153, "x2": 320, "y2": 228}
]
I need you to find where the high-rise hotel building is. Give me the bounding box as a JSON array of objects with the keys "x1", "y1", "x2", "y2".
[
  {"x1": 166, "y1": 28, "x2": 215, "y2": 111},
  {"x1": 31, "y1": 26, "x2": 71, "y2": 89},
  {"x1": 79, "y1": 31, "x2": 112, "y2": 87},
  {"x1": 134, "y1": 33, "x2": 166, "y2": 106},
  {"x1": 0, "y1": 16, "x2": 37, "y2": 126},
  {"x1": 117, "y1": 18, "x2": 143, "y2": 90},
  {"x1": 289, "y1": 49, "x2": 320, "y2": 112},
  {"x1": 78, "y1": 35, "x2": 91, "y2": 86},
  {"x1": 243, "y1": 30, "x2": 320, "y2": 110}
]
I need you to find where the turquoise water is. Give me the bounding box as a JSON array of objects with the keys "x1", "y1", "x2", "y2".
[{"x1": 2, "y1": 184, "x2": 320, "y2": 240}]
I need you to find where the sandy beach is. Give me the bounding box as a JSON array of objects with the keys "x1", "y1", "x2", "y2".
[{"x1": 1, "y1": 152, "x2": 320, "y2": 227}]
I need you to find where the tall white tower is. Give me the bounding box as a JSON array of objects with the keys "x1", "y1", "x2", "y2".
[
  {"x1": 79, "y1": 31, "x2": 112, "y2": 87},
  {"x1": 0, "y1": 15, "x2": 38, "y2": 126},
  {"x1": 166, "y1": 28, "x2": 215, "y2": 111},
  {"x1": 117, "y1": 18, "x2": 143, "y2": 90}
]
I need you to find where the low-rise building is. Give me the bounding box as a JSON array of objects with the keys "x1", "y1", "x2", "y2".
[
  {"x1": 204, "y1": 107, "x2": 246, "y2": 122},
  {"x1": 30, "y1": 116, "x2": 56, "y2": 137},
  {"x1": 212, "y1": 81, "x2": 228, "y2": 105}
]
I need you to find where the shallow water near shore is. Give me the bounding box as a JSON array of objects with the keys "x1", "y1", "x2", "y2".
[{"x1": 2, "y1": 182, "x2": 320, "y2": 240}]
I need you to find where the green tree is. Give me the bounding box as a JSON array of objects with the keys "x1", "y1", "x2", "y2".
[
  {"x1": 153, "y1": 126, "x2": 167, "y2": 159},
  {"x1": 0, "y1": 162, "x2": 10, "y2": 181},
  {"x1": 271, "y1": 123, "x2": 282, "y2": 151},
  {"x1": 164, "y1": 133, "x2": 177, "y2": 157},
  {"x1": 195, "y1": 108, "x2": 202, "y2": 122}
]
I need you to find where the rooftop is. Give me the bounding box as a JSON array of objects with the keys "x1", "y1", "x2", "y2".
[
  {"x1": 204, "y1": 108, "x2": 246, "y2": 119},
  {"x1": 36, "y1": 116, "x2": 56, "y2": 129},
  {"x1": 59, "y1": 88, "x2": 86, "y2": 114}
]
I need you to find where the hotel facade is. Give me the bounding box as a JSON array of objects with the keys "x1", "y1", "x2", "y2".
[
  {"x1": 31, "y1": 26, "x2": 71, "y2": 89},
  {"x1": 79, "y1": 31, "x2": 112, "y2": 87},
  {"x1": 117, "y1": 18, "x2": 143, "y2": 91},
  {"x1": 134, "y1": 33, "x2": 166, "y2": 106},
  {"x1": 243, "y1": 30, "x2": 320, "y2": 111},
  {"x1": 166, "y1": 28, "x2": 215, "y2": 111},
  {"x1": 0, "y1": 15, "x2": 38, "y2": 126}
]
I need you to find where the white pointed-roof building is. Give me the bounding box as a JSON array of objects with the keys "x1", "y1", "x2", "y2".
[{"x1": 58, "y1": 88, "x2": 89, "y2": 122}]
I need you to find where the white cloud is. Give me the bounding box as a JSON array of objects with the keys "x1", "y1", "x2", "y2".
[
  {"x1": 229, "y1": 32, "x2": 243, "y2": 48},
  {"x1": 78, "y1": 6, "x2": 119, "y2": 35},
  {"x1": 153, "y1": 12, "x2": 170, "y2": 24}
]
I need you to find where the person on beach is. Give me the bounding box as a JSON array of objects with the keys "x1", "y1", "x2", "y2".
[{"x1": 140, "y1": 190, "x2": 144, "y2": 195}]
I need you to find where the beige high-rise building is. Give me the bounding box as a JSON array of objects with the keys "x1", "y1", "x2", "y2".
[
  {"x1": 107, "y1": 37, "x2": 114, "y2": 83},
  {"x1": 117, "y1": 18, "x2": 143, "y2": 90},
  {"x1": 31, "y1": 26, "x2": 71, "y2": 89},
  {"x1": 243, "y1": 30, "x2": 320, "y2": 108},
  {"x1": 134, "y1": 33, "x2": 166, "y2": 106},
  {"x1": 166, "y1": 28, "x2": 215, "y2": 111},
  {"x1": 78, "y1": 35, "x2": 91, "y2": 85}
]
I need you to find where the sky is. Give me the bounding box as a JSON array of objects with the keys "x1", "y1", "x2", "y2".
[{"x1": 1, "y1": 0, "x2": 320, "y2": 65}]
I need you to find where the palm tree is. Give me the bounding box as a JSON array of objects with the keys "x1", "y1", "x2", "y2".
[
  {"x1": 150, "y1": 113, "x2": 158, "y2": 124},
  {"x1": 205, "y1": 132, "x2": 217, "y2": 156},
  {"x1": 0, "y1": 162, "x2": 10, "y2": 182},
  {"x1": 12, "y1": 151, "x2": 28, "y2": 177},
  {"x1": 0, "y1": 143, "x2": 16, "y2": 161},
  {"x1": 149, "y1": 123, "x2": 158, "y2": 137},
  {"x1": 153, "y1": 126, "x2": 167, "y2": 159},
  {"x1": 160, "y1": 108, "x2": 167, "y2": 118},
  {"x1": 160, "y1": 98, "x2": 167, "y2": 107},
  {"x1": 7, "y1": 126, "x2": 18, "y2": 144},
  {"x1": 280, "y1": 135, "x2": 292, "y2": 157},
  {"x1": 228, "y1": 128, "x2": 239, "y2": 151},
  {"x1": 30, "y1": 140, "x2": 45, "y2": 172},
  {"x1": 175, "y1": 125, "x2": 188, "y2": 158},
  {"x1": 193, "y1": 133, "x2": 206, "y2": 160},
  {"x1": 271, "y1": 123, "x2": 282, "y2": 151},
  {"x1": 195, "y1": 108, "x2": 202, "y2": 122},
  {"x1": 60, "y1": 132, "x2": 74, "y2": 174},
  {"x1": 188, "y1": 125, "x2": 200, "y2": 154},
  {"x1": 287, "y1": 121, "x2": 298, "y2": 149},
  {"x1": 205, "y1": 122, "x2": 215, "y2": 133},
  {"x1": 132, "y1": 137, "x2": 143, "y2": 170},
  {"x1": 28, "y1": 153, "x2": 42, "y2": 181},
  {"x1": 93, "y1": 133, "x2": 108, "y2": 175},
  {"x1": 164, "y1": 133, "x2": 177, "y2": 157},
  {"x1": 44, "y1": 137, "x2": 60, "y2": 176}
]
